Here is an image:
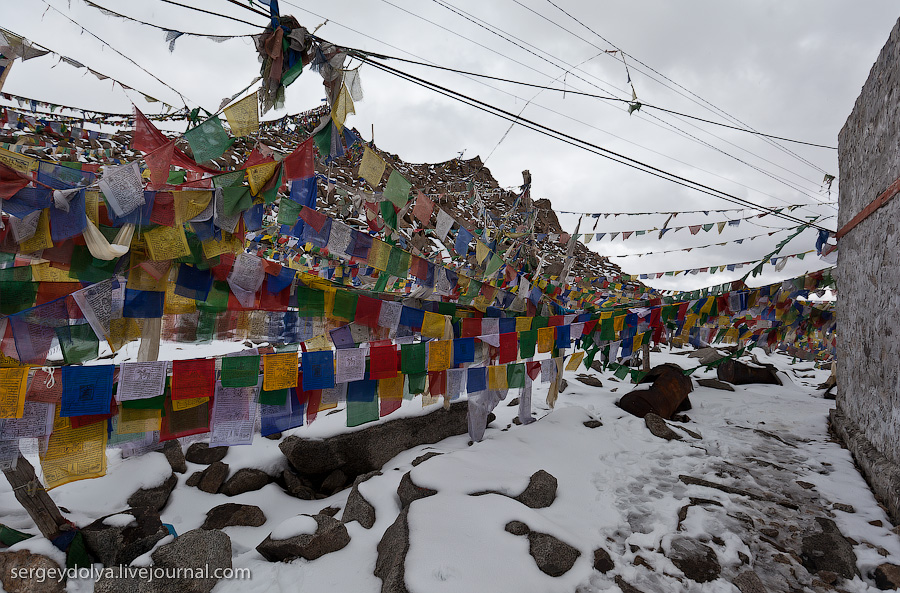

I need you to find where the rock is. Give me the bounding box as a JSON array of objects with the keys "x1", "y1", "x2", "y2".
[
  {"x1": 185, "y1": 442, "x2": 228, "y2": 465},
  {"x1": 504, "y1": 521, "x2": 530, "y2": 536},
  {"x1": 263, "y1": 432, "x2": 282, "y2": 440},
  {"x1": 411, "y1": 452, "x2": 441, "y2": 467},
  {"x1": 593, "y1": 547, "x2": 615, "y2": 573},
  {"x1": 688, "y1": 347, "x2": 726, "y2": 364},
  {"x1": 280, "y1": 401, "x2": 472, "y2": 478},
  {"x1": 162, "y1": 440, "x2": 187, "y2": 474},
  {"x1": 185, "y1": 471, "x2": 202, "y2": 488},
  {"x1": 833, "y1": 503, "x2": 855, "y2": 513},
  {"x1": 282, "y1": 470, "x2": 317, "y2": 500},
  {"x1": 619, "y1": 363, "x2": 693, "y2": 419},
  {"x1": 591, "y1": 360, "x2": 604, "y2": 373},
  {"x1": 576, "y1": 376, "x2": 603, "y2": 388},
  {"x1": 81, "y1": 507, "x2": 170, "y2": 568},
  {"x1": 801, "y1": 517, "x2": 858, "y2": 579},
  {"x1": 201, "y1": 504, "x2": 266, "y2": 530},
  {"x1": 514, "y1": 470, "x2": 558, "y2": 509},
  {"x1": 760, "y1": 527, "x2": 779, "y2": 538},
  {"x1": 342, "y1": 471, "x2": 381, "y2": 529},
  {"x1": 732, "y1": 570, "x2": 768, "y2": 593},
  {"x1": 257, "y1": 514, "x2": 350, "y2": 562},
  {"x1": 197, "y1": 461, "x2": 229, "y2": 494},
  {"x1": 583, "y1": 419, "x2": 603, "y2": 428},
  {"x1": 375, "y1": 508, "x2": 410, "y2": 593},
  {"x1": 397, "y1": 471, "x2": 437, "y2": 509},
  {"x1": 150, "y1": 529, "x2": 232, "y2": 593},
  {"x1": 319, "y1": 506, "x2": 341, "y2": 517},
  {"x1": 614, "y1": 575, "x2": 648, "y2": 593},
  {"x1": 558, "y1": 379, "x2": 568, "y2": 393},
  {"x1": 527, "y1": 531, "x2": 580, "y2": 577},
  {"x1": 666, "y1": 536, "x2": 721, "y2": 583},
  {"x1": 127, "y1": 473, "x2": 177, "y2": 512},
  {"x1": 717, "y1": 359, "x2": 781, "y2": 386},
  {"x1": 817, "y1": 571, "x2": 839, "y2": 585},
  {"x1": 0, "y1": 550, "x2": 65, "y2": 593},
  {"x1": 796, "y1": 481, "x2": 816, "y2": 490},
  {"x1": 696, "y1": 378, "x2": 735, "y2": 391},
  {"x1": 874, "y1": 563, "x2": 900, "y2": 590},
  {"x1": 644, "y1": 413, "x2": 683, "y2": 441},
  {"x1": 219, "y1": 468, "x2": 270, "y2": 496},
  {"x1": 507, "y1": 397, "x2": 519, "y2": 407},
  {"x1": 321, "y1": 468, "x2": 348, "y2": 493}
]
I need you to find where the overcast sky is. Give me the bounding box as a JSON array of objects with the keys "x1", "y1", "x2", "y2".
[{"x1": 2, "y1": 0, "x2": 897, "y2": 291}]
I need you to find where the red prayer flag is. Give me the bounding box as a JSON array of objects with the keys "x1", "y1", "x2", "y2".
[
  {"x1": 144, "y1": 140, "x2": 175, "y2": 190},
  {"x1": 428, "y1": 371, "x2": 446, "y2": 396},
  {"x1": 498, "y1": 332, "x2": 518, "y2": 364},
  {"x1": 461, "y1": 317, "x2": 482, "y2": 338},
  {"x1": 0, "y1": 162, "x2": 31, "y2": 200},
  {"x1": 369, "y1": 345, "x2": 399, "y2": 380},
  {"x1": 132, "y1": 105, "x2": 218, "y2": 174},
  {"x1": 412, "y1": 191, "x2": 434, "y2": 225},
  {"x1": 354, "y1": 295, "x2": 382, "y2": 328},
  {"x1": 283, "y1": 138, "x2": 315, "y2": 181},
  {"x1": 298, "y1": 205, "x2": 327, "y2": 232},
  {"x1": 171, "y1": 358, "x2": 216, "y2": 400}
]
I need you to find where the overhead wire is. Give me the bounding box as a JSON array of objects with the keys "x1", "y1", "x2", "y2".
[{"x1": 78, "y1": 0, "x2": 259, "y2": 37}]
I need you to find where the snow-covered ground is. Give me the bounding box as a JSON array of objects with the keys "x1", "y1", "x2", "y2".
[{"x1": 0, "y1": 347, "x2": 897, "y2": 593}]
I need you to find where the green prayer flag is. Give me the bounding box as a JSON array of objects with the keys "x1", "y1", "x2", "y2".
[
  {"x1": 167, "y1": 170, "x2": 186, "y2": 185},
  {"x1": 259, "y1": 388, "x2": 288, "y2": 406},
  {"x1": 198, "y1": 281, "x2": 230, "y2": 312},
  {"x1": 184, "y1": 116, "x2": 234, "y2": 164},
  {"x1": 599, "y1": 316, "x2": 615, "y2": 341},
  {"x1": 384, "y1": 170, "x2": 412, "y2": 208},
  {"x1": 213, "y1": 170, "x2": 245, "y2": 189},
  {"x1": 222, "y1": 186, "x2": 253, "y2": 216},
  {"x1": 401, "y1": 342, "x2": 426, "y2": 374},
  {"x1": 507, "y1": 363, "x2": 526, "y2": 389},
  {"x1": 614, "y1": 364, "x2": 630, "y2": 380},
  {"x1": 296, "y1": 285, "x2": 324, "y2": 317},
  {"x1": 57, "y1": 324, "x2": 99, "y2": 365},
  {"x1": 485, "y1": 253, "x2": 504, "y2": 276},
  {"x1": 380, "y1": 200, "x2": 397, "y2": 230},
  {"x1": 386, "y1": 247, "x2": 410, "y2": 279},
  {"x1": 406, "y1": 371, "x2": 427, "y2": 395},
  {"x1": 347, "y1": 397, "x2": 379, "y2": 427},
  {"x1": 221, "y1": 355, "x2": 260, "y2": 387},
  {"x1": 519, "y1": 329, "x2": 537, "y2": 359},
  {"x1": 277, "y1": 198, "x2": 301, "y2": 225},
  {"x1": 122, "y1": 393, "x2": 166, "y2": 410},
  {"x1": 313, "y1": 124, "x2": 331, "y2": 156},
  {"x1": 332, "y1": 290, "x2": 359, "y2": 321}
]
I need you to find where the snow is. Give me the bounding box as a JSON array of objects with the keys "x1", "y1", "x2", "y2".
[
  {"x1": 101, "y1": 513, "x2": 137, "y2": 528},
  {"x1": 7, "y1": 536, "x2": 66, "y2": 567},
  {"x1": 0, "y1": 346, "x2": 897, "y2": 592},
  {"x1": 270, "y1": 515, "x2": 318, "y2": 540}
]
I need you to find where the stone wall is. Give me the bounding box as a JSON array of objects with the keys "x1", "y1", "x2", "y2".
[{"x1": 835, "y1": 16, "x2": 900, "y2": 520}]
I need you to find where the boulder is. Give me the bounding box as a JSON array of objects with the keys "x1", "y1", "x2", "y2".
[
  {"x1": 513, "y1": 470, "x2": 558, "y2": 509},
  {"x1": 185, "y1": 471, "x2": 202, "y2": 488},
  {"x1": 874, "y1": 563, "x2": 900, "y2": 590},
  {"x1": 576, "y1": 375, "x2": 603, "y2": 388},
  {"x1": 800, "y1": 517, "x2": 858, "y2": 579},
  {"x1": 0, "y1": 550, "x2": 65, "y2": 593},
  {"x1": 279, "y1": 401, "x2": 472, "y2": 478},
  {"x1": 201, "y1": 504, "x2": 266, "y2": 530},
  {"x1": 375, "y1": 508, "x2": 410, "y2": 593},
  {"x1": 219, "y1": 468, "x2": 270, "y2": 497},
  {"x1": 696, "y1": 378, "x2": 735, "y2": 391},
  {"x1": 614, "y1": 575, "x2": 648, "y2": 593},
  {"x1": 558, "y1": 379, "x2": 568, "y2": 393},
  {"x1": 410, "y1": 452, "x2": 442, "y2": 467},
  {"x1": 666, "y1": 536, "x2": 720, "y2": 583},
  {"x1": 644, "y1": 413, "x2": 683, "y2": 441},
  {"x1": 397, "y1": 471, "x2": 437, "y2": 509},
  {"x1": 197, "y1": 461, "x2": 229, "y2": 494},
  {"x1": 185, "y1": 443, "x2": 228, "y2": 465},
  {"x1": 127, "y1": 474, "x2": 177, "y2": 512},
  {"x1": 688, "y1": 347, "x2": 726, "y2": 365},
  {"x1": 320, "y1": 468, "x2": 348, "y2": 493},
  {"x1": 342, "y1": 472, "x2": 381, "y2": 529},
  {"x1": 161, "y1": 440, "x2": 187, "y2": 474},
  {"x1": 732, "y1": 570, "x2": 768, "y2": 593},
  {"x1": 593, "y1": 547, "x2": 615, "y2": 573},
  {"x1": 81, "y1": 508, "x2": 169, "y2": 568},
  {"x1": 256, "y1": 514, "x2": 350, "y2": 562},
  {"x1": 504, "y1": 521, "x2": 530, "y2": 536},
  {"x1": 717, "y1": 359, "x2": 781, "y2": 386},
  {"x1": 150, "y1": 529, "x2": 232, "y2": 593},
  {"x1": 618, "y1": 364, "x2": 693, "y2": 420},
  {"x1": 583, "y1": 419, "x2": 603, "y2": 428},
  {"x1": 527, "y1": 532, "x2": 580, "y2": 577},
  {"x1": 282, "y1": 470, "x2": 316, "y2": 500}
]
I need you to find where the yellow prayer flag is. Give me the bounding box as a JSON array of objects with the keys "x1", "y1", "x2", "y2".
[
  {"x1": 359, "y1": 147, "x2": 386, "y2": 189},
  {"x1": 475, "y1": 241, "x2": 490, "y2": 264},
  {"x1": 145, "y1": 224, "x2": 191, "y2": 261},
  {"x1": 224, "y1": 92, "x2": 259, "y2": 137},
  {"x1": 173, "y1": 191, "x2": 213, "y2": 224},
  {"x1": 41, "y1": 411, "x2": 107, "y2": 490},
  {"x1": 422, "y1": 312, "x2": 446, "y2": 339},
  {"x1": 263, "y1": 353, "x2": 299, "y2": 391},
  {"x1": 0, "y1": 368, "x2": 29, "y2": 419},
  {"x1": 428, "y1": 339, "x2": 452, "y2": 372},
  {"x1": 117, "y1": 408, "x2": 162, "y2": 434},
  {"x1": 85, "y1": 190, "x2": 100, "y2": 225},
  {"x1": 633, "y1": 332, "x2": 644, "y2": 350},
  {"x1": 331, "y1": 84, "x2": 355, "y2": 131},
  {"x1": 515, "y1": 317, "x2": 532, "y2": 332},
  {"x1": 246, "y1": 161, "x2": 279, "y2": 196},
  {"x1": 614, "y1": 315, "x2": 626, "y2": 333},
  {"x1": 488, "y1": 365, "x2": 508, "y2": 390},
  {"x1": 172, "y1": 397, "x2": 209, "y2": 411},
  {"x1": 379, "y1": 376, "x2": 404, "y2": 400},
  {"x1": 31, "y1": 263, "x2": 76, "y2": 283},
  {"x1": 305, "y1": 334, "x2": 332, "y2": 352},
  {"x1": 537, "y1": 326, "x2": 555, "y2": 353},
  {"x1": 164, "y1": 281, "x2": 197, "y2": 315},
  {"x1": 20, "y1": 209, "x2": 53, "y2": 252},
  {"x1": 565, "y1": 351, "x2": 585, "y2": 372},
  {"x1": 108, "y1": 318, "x2": 142, "y2": 352},
  {"x1": 202, "y1": 232, "x2": 243, "y2": 259},
  {"x1": 0, "y1": 147, "x2": 36, "y2": 174}
]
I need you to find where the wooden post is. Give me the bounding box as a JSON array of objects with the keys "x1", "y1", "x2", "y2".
[
  {"x1": 642, "y1": 341, "x2": 651, "y2": 372},
  {"x1": 3, "y1": 456, "x2": 69, "y2": 540}
]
